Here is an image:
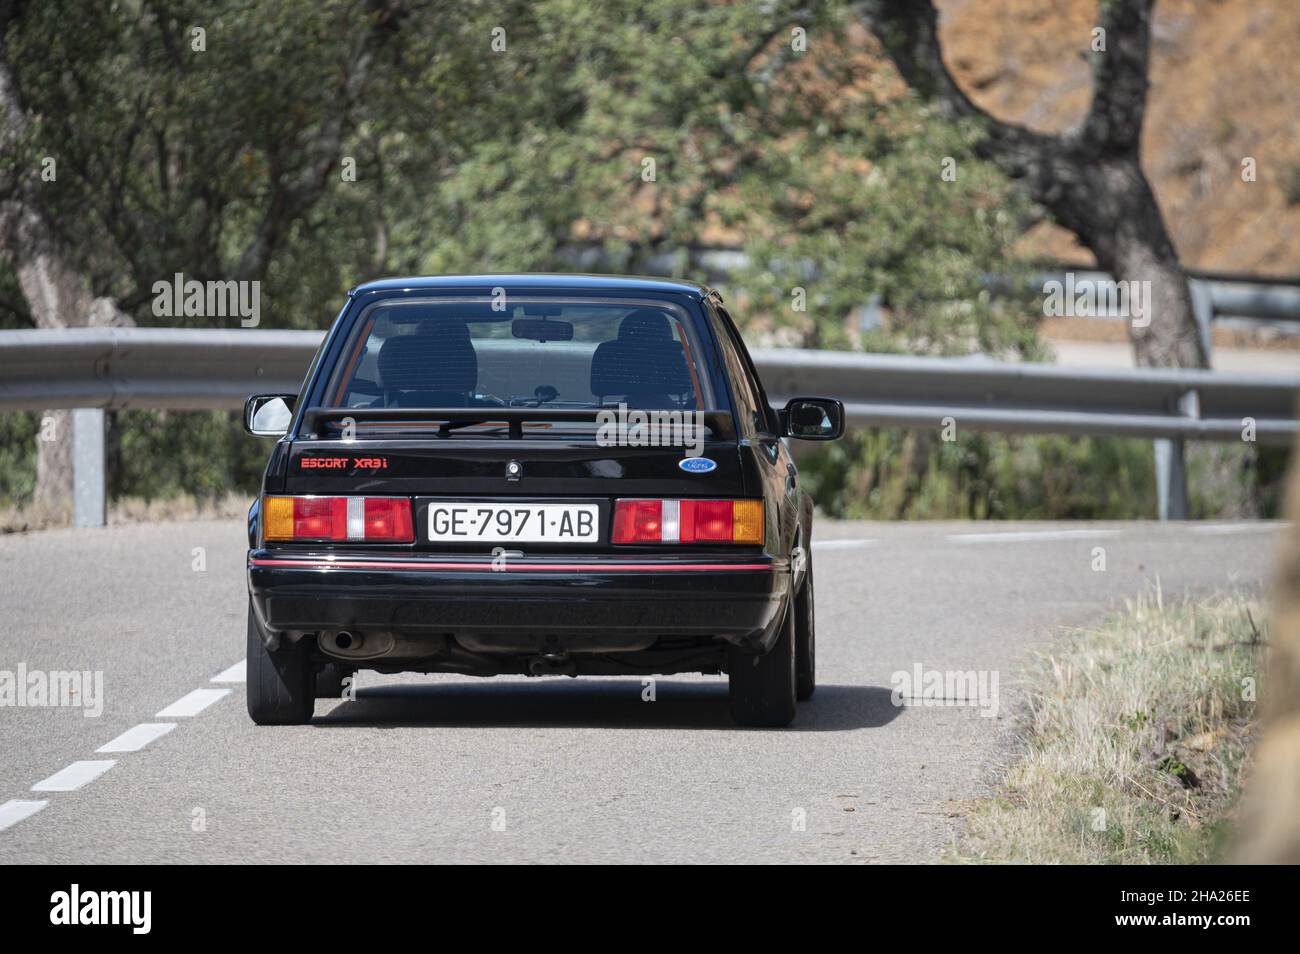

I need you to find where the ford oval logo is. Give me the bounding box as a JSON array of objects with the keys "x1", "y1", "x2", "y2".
[{"x1": 679, "y1": 456, "x2": 717, "y2": 474}]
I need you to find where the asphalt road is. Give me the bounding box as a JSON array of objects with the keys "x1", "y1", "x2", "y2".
[{"x1": 0, "y1": 518, "x2": 1282, "y2": 863}]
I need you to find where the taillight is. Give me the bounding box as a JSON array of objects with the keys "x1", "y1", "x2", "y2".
[
  {"x1": 612, "y1": 499, "x2": 763, "y2": 545},
  {"x1": 612, "y1": 499, "x2": 662, "y2": 544},
  {"x1": 263, "y1": 496, "x2": 413, "y2": 543}
]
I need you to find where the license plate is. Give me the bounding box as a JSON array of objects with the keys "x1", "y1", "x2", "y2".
[{"x1": 426, "y1": 502, "x2": 600, "y2": 543}]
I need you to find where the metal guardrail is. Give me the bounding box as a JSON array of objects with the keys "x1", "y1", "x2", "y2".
[
  {"x1": 752, "y1": 349, "x2": 1299, "y2": 444},
  {"x1": 0, "y1": 327, "x2": 323, "y2": 412},
  {"x1": 1, "y1": 328, "x2": 1297, "y2": 525}
]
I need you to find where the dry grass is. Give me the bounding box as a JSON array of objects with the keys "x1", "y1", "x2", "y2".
[
  {"x1": 0, "y1": 492, "x2": 249, "y2": 533},
  {"x1": 951, "y1": 589, "x2": 1267, "y2": 864}
]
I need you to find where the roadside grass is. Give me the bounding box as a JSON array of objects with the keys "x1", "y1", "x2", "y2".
[
  {"x1": 951, "y1": 589, "x2": 1267, "y2": 864},
  {"x1": 0, "y1": 491, "x2": 248, "y2": 533}
]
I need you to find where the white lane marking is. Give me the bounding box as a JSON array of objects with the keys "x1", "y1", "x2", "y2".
[
  {"x1": 96, "y1": 722, "x2": 177, "y2": 754},
  {"x1": 32, "y1": 760, "x2": 116, "y2": 792},
  {"x1": 155, "y1": 687, "x2": 231, "y2": 718},
  {"x1": 1190, "y1": 523, "x2": 1285, "y2": 535},
  {"x1": 947, "y1": 529, "x2": 1121, "y2": 544},
  {"x1": 0, "y1": 799, "x2": 48, "y2": 832},
  {"x1": 812, "y1": 538, "x2": 878, "y2": 550},
  {"x1": 210, "y1": 659, "x2": 247, "y2": 683}
]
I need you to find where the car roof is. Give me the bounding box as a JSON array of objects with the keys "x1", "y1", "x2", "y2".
[{"x1": 350, "y1": 273, "x2": 716, "y2": 299}]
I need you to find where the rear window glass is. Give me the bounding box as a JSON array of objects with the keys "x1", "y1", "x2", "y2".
[{"x1": 323, "y1": 298, "x2": 715, "y2": 415}]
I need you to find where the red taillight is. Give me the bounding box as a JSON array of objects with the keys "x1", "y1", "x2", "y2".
[
  {"x1": 264, "y1": 496, "x2": 413, "y2": 543},
  {"x1": 683, "y1": 499, "x2": 733, "y2": 542},
  {"x1": 612, "y1": 499, "x2": 663, "y2": 544},
  {"x1": 612, "y1": 499, "x2": 763, "y2": 545},
  {"x1": 364, "y1": 497, "x2": 414, "y2": 541},
  {"x1": 292, "y1": 497, "x2": 346, "y2": 540}
]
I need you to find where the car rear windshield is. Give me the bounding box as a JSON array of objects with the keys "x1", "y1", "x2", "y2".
[{"x1": 322, "y1": 298, "x2": 716, "y2": 430}]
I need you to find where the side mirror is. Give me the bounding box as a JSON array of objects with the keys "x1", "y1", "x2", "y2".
[
  {"x1": 780, "y1": 397, "x2": 844, "y2": 441},
  {"x1": 244, "y1": 394, "x2": 296, "y2": 437}
]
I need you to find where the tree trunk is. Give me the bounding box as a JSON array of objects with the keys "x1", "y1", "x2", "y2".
[
  {"x1": 1064, "y1": 156, "x2": 1206, "y2": 369},
  {"x1": 855, "y1": 0, "x2": 1207, "y2": 370},
  {"x1": 0, "y1": 44, "x2": 133, "y2": 516}
]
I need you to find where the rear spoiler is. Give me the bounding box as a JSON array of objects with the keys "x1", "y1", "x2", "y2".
[{"x1": 300, "y1": 406, "x2": 736, "y2": 441}]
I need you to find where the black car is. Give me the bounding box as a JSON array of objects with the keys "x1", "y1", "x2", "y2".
[{"x1": 244, "y1": 275, "x2": 843, "y2": 727}]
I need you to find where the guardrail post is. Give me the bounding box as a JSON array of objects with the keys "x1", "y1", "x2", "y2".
[
  {"x1": 72, "y1": 408, "x2": 106, "y2": 528},
  {"x1": 1189, "y1": 278, "x2": 1215, "y2": 364},
  {"x1": 1153, "y1": 438, "x2": 1188, "y2": 520},
  {"x1": 1153, "y1": 388, "x2": 1197, "y2": 521}
]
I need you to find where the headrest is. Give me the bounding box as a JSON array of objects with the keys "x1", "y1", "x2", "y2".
[
  {"x1": 617, "y1": 310, "x2": 674, "y2": 341},
  {"x1": 377, "y1": 325, "x2": 477, "y2": 394},
  {"x1": 590, "y1": 328, "x2": 693, "y2": 401}
]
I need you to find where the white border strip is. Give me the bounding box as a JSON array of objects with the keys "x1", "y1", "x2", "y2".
[
  {"x1": 97, "y1": 722, "x2": 177, "y2": 754},
  {"x1": 155, "y1": 688, "x2": 231, "y2": 718},
  {"x1": 0, "y1": 799, "x2": 48, "y2": 832},
  {"x1": 32, "y1": 760, "x2": 116, "y2": 792},
  {"x1": 948, "y1": 529, "x2": 1120, "y2": 544},
  {"x1": 210, "y1": 659, "x2": 247, "y2": 684}
]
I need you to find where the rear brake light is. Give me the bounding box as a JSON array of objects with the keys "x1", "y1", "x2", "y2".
[
  {"x1": 263, "y1": 496, "x2": 413, "y2": 542},
  {"x1": 612, "y1": 499, "x2": 763, "y2": 545},
  {"x1": 612, "y1": 499, "x2": 662, "y2": 544}
]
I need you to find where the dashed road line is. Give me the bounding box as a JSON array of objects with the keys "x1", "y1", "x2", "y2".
[
  {"x1": 32, "y1": 760, "x2": 116, "y2": 793},
  {"x1": 1189, "y1": 523, "x2": 1287, "y2": 535},
  {"x1": 4, "y1": 670, "x2": 238, "y2": 835},
  {"x1": 211, "y1": 659, "x2": 246, "y2": 683},
  {"x1": 947, "y1": 529, "x2": 1121, "y2": 544},
  {"x1": 812, "y1": 538, "x2": 878, "y2": 550},
  {"x1": 156, "y1": 687, "x2": 231, "y2": 718},
  {"x1": 0, "y1": 799, "x2": 48, "y2": 832},
  {"x1": 96, "y1": 722, "x2": 177, "y2": 754}
]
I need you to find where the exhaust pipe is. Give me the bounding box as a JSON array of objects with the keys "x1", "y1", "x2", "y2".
[
  {"x1": 320, "y1": 629, "x2": 393, "y2": 660},
  {"x1": 334, "y1": 631, "x2": 363, "y2": 652}
]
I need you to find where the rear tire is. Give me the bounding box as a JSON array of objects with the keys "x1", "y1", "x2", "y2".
[
  {"x1": 246, "y1": 600, "x2": 314, "y2": 725},
  {"x1": 728, "y1": 597, "x2": 797, "y2": 727},
  {"x1": 795, "y1": 559, "x2": 816, "y2": 701}
]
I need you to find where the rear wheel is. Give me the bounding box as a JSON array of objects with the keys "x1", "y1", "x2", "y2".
[
  {"x1": 246, "y1": 600, "x2": 314, "y2": 725},
  {"x1": 795, "y1": 559, "x2": 816, "y2": 700},
  {"x1": 728, "y1": 598, "x2": 797, "y2": 727}
]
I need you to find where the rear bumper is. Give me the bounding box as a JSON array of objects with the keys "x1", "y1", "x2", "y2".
[{"x1": 247, "y1": 550, "x2": 790, "y2": 652}]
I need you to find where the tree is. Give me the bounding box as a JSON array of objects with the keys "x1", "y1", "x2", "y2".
[
  {"x1": 0, "y1": 2, "x2": 133, "y2": 509},
  {"x1": 852, "y1": 0, "x2": 1207, "y2": 369},
  {"x1": 0, "y1": 0, "x2": 412, "y2": 509}
]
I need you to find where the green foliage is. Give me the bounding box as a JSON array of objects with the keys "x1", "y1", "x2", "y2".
[
  {"x1": 798, "y1": 430, "x2": 1287, "y2": 521},
  {"x1": 0, "y1": 1, "x2": 1281, "y2": 521},
  {"x1": 951, "y1": 593, "x2": 1265, "y2": 864},
  {"x1": 107, "y1": 411, "x2": 266, "y2": 502},
  {"x1": 0, "y1": 412, "x2": 38, "y2": 502}
]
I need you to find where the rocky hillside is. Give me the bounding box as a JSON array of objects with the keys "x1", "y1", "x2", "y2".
[{"x1": 939, "y1": 0, "x2": 1300, "y2": 276}]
